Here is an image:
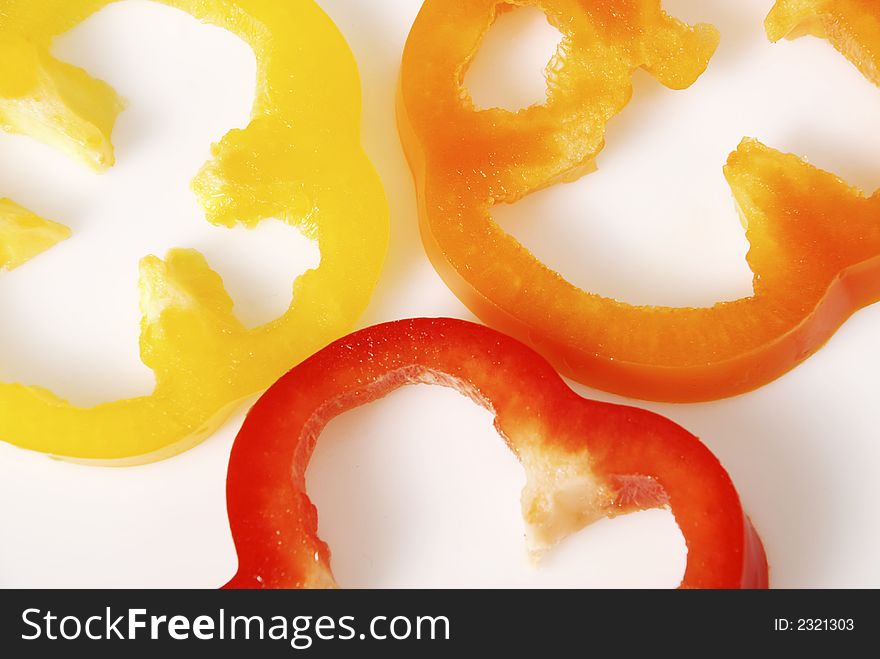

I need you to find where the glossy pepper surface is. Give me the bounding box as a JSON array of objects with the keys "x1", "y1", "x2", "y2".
[
  {"x1": 0, "y1": 0, "x2": 388, "y2": 463},
  {"x1": 398, "y1": 0, "x2": 880, "y2": 402},
  {"x1": 224, "y1": 318, "x2": 768, "y2": 590}
]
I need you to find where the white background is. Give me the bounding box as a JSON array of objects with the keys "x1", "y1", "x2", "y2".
[{"x1": 1, "y1": 0, "x2": 878, "y2": 588}]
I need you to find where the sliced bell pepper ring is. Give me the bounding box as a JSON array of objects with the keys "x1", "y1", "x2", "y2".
[
  {"x1": 224, "y1": 317, "x2": 768, "y2": 590},
  {"x1": 766, "y1": 0, "x2": 880, "y2": 87},
  {"x1": 0, "y1": 0, "x2": 388, "y2": 464},
  {"x1": 398, "y1": 0, "x2": 880, "y2": 403}
]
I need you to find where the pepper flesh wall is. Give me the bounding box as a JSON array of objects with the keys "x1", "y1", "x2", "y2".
[
  {"x1": 0, "y1": 200, "x2": 71, "y2": 271},
  {"x1": 767, "y1": 0, "x2": 880, "y2": 86},
  {"x1": 0, "y1": 0, "x2": 388, "y2": 463}
]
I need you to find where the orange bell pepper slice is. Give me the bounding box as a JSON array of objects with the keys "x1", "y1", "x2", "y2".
[
  {"x1": 766, "y1": 0, "x2": 880, "y2": 87},
  {"x1": 224, "y1": 318, "x2": 768, "y2": 589},
  {"x1": 0, "y1": 0, "x2": 388, "y2": 463},
  {"x1": 398, "y1": 0, "x2": 880, "y2": 402}
]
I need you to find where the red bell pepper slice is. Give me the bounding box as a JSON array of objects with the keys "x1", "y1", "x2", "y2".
[{"x1": 224, "y1": 318, "x2": 768, "y2": 589}]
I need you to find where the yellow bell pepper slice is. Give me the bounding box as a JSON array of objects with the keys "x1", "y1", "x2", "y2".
[
  {"x1": 0, "y1": 0, "x2": 388, "y2": 464},
  {"x1": 0, "y1": 199, "x2": 71, "y2": 271},
  {"x1": 766, "y1": 0, "x2": 880, "y2": 87}
]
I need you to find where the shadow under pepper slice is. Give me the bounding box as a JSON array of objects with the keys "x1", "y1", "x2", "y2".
[
  {"x1": 0, "y1": 0, "x2": 388, "y2": 464},
  {"x1": 398, "y1": 0, "x2": 880, "y2": 402},
  {"x1": 224, "y1": 318, "x2": 768, "y2": 590}
]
